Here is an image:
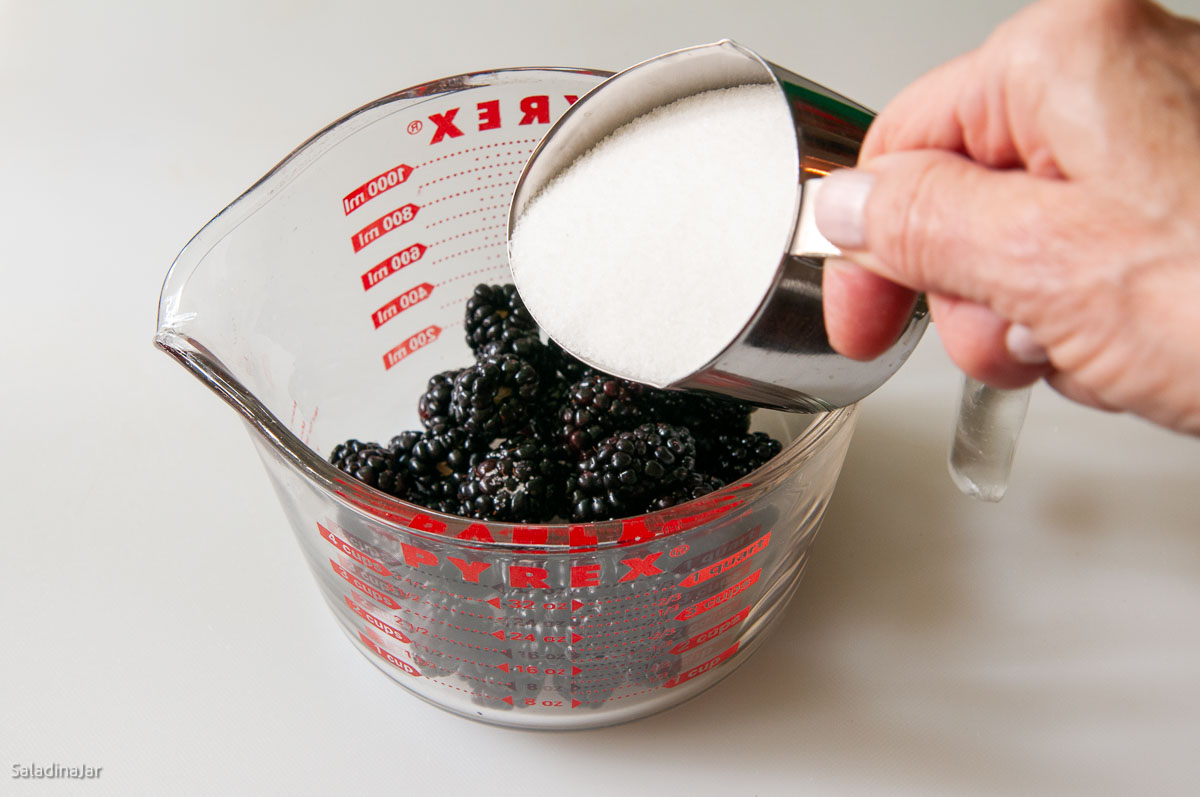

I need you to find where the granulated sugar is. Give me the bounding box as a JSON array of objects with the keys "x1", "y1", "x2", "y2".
[{"x1": 509, "y1": 84, "x2": 797, "y2": 386}]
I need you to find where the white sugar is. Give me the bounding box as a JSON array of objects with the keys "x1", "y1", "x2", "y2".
[{"x1": 509, "y1": 84, "x2": 798, "y2": 386}]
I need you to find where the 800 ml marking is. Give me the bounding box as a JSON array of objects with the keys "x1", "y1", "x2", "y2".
[
  {"x1": 353, "y1": 204, "x2": 419, "y2": 252},
  {"x1": 362, "y1": 243, "x2": 427, "y2": 291},
  {"x1": 372, "y1": 282, "x2": 433, "y2": 329},
  {"x1": 383, "y1": 324, "x2": 441, "y2": 370},
  {"x1": 343, "y1": 164, "x2": 414, "y2": 215}
]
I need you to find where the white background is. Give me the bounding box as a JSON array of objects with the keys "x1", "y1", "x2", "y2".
[{"x1": 4, "y1": 1, "x2": 1200, "y2": 794}]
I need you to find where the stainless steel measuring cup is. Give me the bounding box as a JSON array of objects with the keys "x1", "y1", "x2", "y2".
[{"x1": 508, "y1": 40, "x2": 1029, "y2": 500}]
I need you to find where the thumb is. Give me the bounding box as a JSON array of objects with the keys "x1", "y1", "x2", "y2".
[{"x1": 814, "y1": 150, "x2": 1072, "y2": 320}]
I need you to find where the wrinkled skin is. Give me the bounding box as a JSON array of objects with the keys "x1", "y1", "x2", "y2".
[{"x1": 817, "y1": 0, "x2": 1200, "y2": 435}]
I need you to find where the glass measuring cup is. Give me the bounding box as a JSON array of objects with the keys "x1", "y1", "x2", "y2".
[{"x1": 155, "y1": 67, "x2": 859, "y2": 729}]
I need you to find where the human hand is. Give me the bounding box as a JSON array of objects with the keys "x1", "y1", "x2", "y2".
[{"x1": 815, "y1": 0, "x2": 1200, "y2": 435}]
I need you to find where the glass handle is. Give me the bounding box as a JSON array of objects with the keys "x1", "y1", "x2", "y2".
[{"x1": 948, "y1": 377, "x2": 1032, "y2": 502}]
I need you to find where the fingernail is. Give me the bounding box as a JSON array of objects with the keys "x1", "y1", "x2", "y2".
[
  {"x1": 814, "y1": 168, "x2": 875, "y2": 250},
  {"x1": 1005, "y1": 323, "x2": 1049, "y2": 365}
]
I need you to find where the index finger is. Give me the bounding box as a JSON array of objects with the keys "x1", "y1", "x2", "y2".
[{"x1": 861, "y1": 47, "x2": 1023, "y2": 170}]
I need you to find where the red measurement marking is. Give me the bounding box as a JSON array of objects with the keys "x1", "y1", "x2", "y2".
[
  {"x1": 342, "y1": 164, "x2": 414, "y2": 215},
  {"x1": 372, "y1": 282, "x2": 433, "y2": 329},
  {"x1": 663, "y1": 642, "x2": 741, "y2": 689},
  {"x1": 358, "y1": 631, "x2": 420, "y2": 676},
  {"x1": 319, "y1": 523, "x2": 391, "y2": 576},
  {"x1": 680, "y1": 531, "x2": 771, "y2": 588},
  {"x1": 352, "y1": 204, "x2": 419, "y2": 252},
  {"x1": 330, "y1": 560, "x2": 400, "y2": 610},
  {"x1": 675, "y1": 569, "x2": 761, "y2": 622},
  {"x1": 383, "y1": 324, "x2": 441, "y2": 370},
  {"x1": 361, "y1": 243, "x2": 427, "y2": 291},
  {"x1": 671, "y1": 606, "x2": 751, "y2": 655},
  {"x1": 345, "y1": 595, "x2": 412, "y2": 644}
]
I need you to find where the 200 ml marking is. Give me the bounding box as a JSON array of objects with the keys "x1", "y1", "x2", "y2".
[{"x1": 383, "y1": 324, "x2": 441, "y2": 370}]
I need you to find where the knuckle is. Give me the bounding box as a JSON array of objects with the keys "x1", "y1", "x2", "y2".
[{"x1": 876, "y1": 155, "x2": 958, "y2": 289}]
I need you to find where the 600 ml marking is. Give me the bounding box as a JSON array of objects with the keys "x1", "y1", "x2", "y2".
[
  {"x1": 343, "y1": 164, "x2": 414, "y2": 215},
  {"x1": 353, "y1": 204, "x2": 419, "y2": 252},
  {"x1": 362, "y1": 243, "x2": 427, "y2": 291},
  {"x1": 383, "y1": 324, "x2": 441, "y2": 370},
  {"x1": 372, "y1": 282, "x2": 433, "y2": 329}
]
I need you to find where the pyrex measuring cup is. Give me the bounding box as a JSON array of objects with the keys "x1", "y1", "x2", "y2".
[
  {"x1": 155, "y1": 67, "x2": 859, "y2": 729},
  {"x1": 510, "y1": 40, "x2": 1029, "y2": 501}
]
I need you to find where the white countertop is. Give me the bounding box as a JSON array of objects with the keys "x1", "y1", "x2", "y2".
[{"x1": 4, "y1": 1, "x2": 1199, "y2": 794}]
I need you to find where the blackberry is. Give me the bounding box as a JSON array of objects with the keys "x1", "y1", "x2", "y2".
[
  {"x1": 405, "y1": 424, "x2": 487, "y2": 513},
  {"x1": 547, "y1": 339, "x2": 596, "y2": 382},
  {"x1": 329, "y1": 438, "x2": 411, "y2": 497},
  {"x1": 417, "y1": 369, "x2": 461, "y2": 430},
  {"x1": 450, "y1": 355, "x2": 541, "y2": 439},
  {"x1": 644, "y1": 389, "x2": 752, "y2": 435},
  {"x1": 645, "y1": 389, "x2": 754, "y2": 464},
  {"x1": 706, "y1": 431, "x2": 783, "y2": 483},
  {"x1": 464, "y1": 283, "x2": 538, "y2": 353},
  {"x1": 477, "y1": 328, "x2": 558, "y2": 382},
  {"x1": 646, "y1": 472, "x2": 726, "y2": 511},
  {"x1": 567, "y1": 423, "x2": 698, "y2": 521},
  {"x1": 558, "y1": 374, "x2": 645, "y2": 455},
  {"x1": 458, "y1": 441, "x2": 567, "y2": 522}
]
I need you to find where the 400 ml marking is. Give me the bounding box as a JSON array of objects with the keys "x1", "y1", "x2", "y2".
[
  {"x1": 352, "y1": 204, "x2": 419, "y2": 252},
  {"x1": 343, "y1": 164, "x2": 414, "y2": 215},
  {"x1": 362, "y1": 243, "x2": 427, "y2": 291},
  {"x1": 372, "y1": 282, "x2": 433, "y2": 329},
  {"x1": 383, "y1": 324, "x2": 441, "y2": 370}
]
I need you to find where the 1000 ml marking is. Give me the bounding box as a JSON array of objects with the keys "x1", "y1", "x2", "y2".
[{"x1": 343, "y1": 164, "x2": 414, "y2": 215}]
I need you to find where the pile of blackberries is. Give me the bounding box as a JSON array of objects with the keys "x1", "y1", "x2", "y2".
[{"x1": 330, "y1": 283, "x2": 782, "y2": 522}]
